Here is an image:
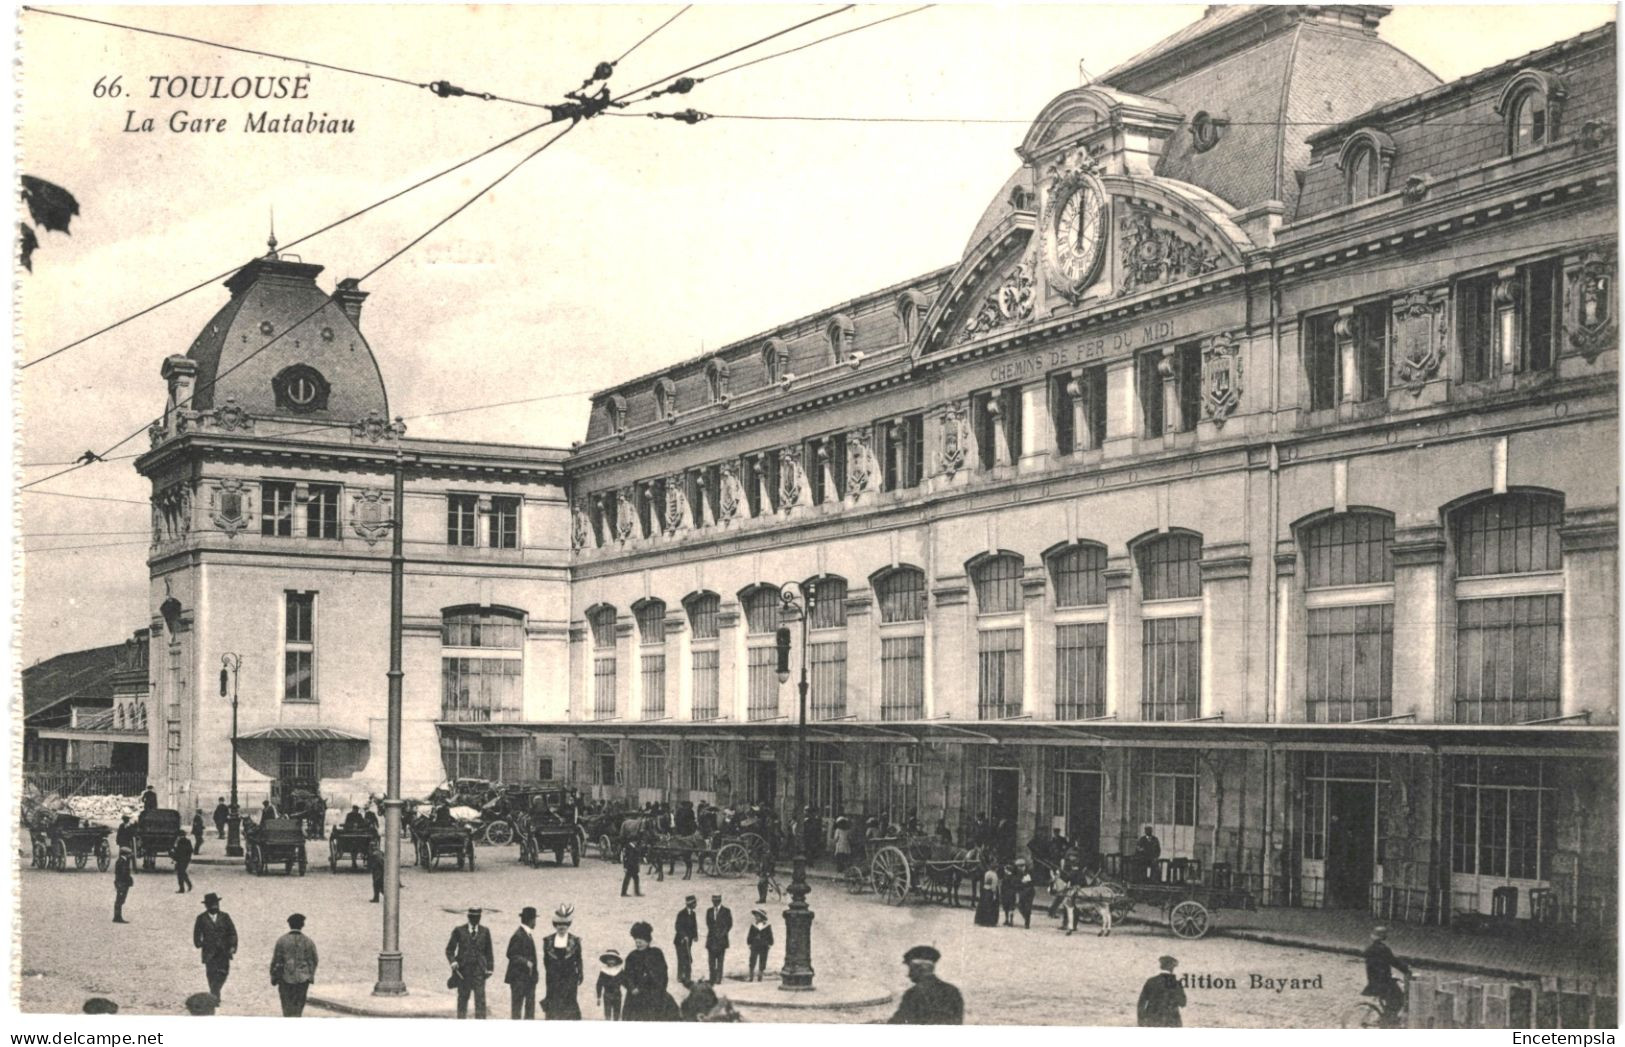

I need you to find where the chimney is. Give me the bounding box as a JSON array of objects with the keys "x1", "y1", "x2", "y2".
[
  {"x1": 334, "y1": 278, "x2": 368, "y2": 328},
  {"x1": 160, "y1": 355, "x2": 199, "y2": 422}
]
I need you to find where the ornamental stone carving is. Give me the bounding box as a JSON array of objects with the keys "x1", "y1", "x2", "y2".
[
  {"x1": 209, "y1": 478, "x2": 249, "y2": 538},
  {"x1": 351, "y1": 488, "x2": 393, "y2": 546},
  {"x1": 614, "y1": 487, "x2": 637, "y2": 542},
  {"x1": 778, "y1": 446, "x2": 809, "y2": 511},
  {"x1": 939, "y1": 401, "x2": 971, "y2": 478},
  {"x1": 1565, "y1": 252, "x2": 1616, "y2": 362},
  {"x1": 664, "y1": 474, "x2": 689, "y2": 532},
  {"x1": 1116, "y1": 208, "x2": 1220, "y2": 297},
  {"x1": 571, "y1": 499, "x2": 592, "y2": 550},
  {"x1": 961, "y1": 263, "x2": 1036, "y2": 342},
  {"x1": 209, "y1": 396, "x2": 254, "y2": 432},
  {"x1": 845, "y1": 428, "x2": 877, "y2": 499},
  {"x1": 717, "y1": 462, "x2": 744, "y2": 523},
  {"x1": 352, "y1": 411, "x2": 406, "y2": 443},
  {"x1": 1200, "y1": 332, "x2": 1243, "y2": 425},
  {"x1": 1391, "y1": 289, "x2": 1449, "y2": 393}
]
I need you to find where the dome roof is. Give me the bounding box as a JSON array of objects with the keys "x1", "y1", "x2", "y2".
[{"x1": 185, "y1": 254, "x2": 388, "y2": 421}]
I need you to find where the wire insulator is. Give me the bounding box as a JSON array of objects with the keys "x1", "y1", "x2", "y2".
[
  {"x1": 651, "y1": 76, "x2": 698, "y2": 98},
  {"x1": 428, "y1": 80, "x2": 495, "y2": 101},
  {"x1": 649, "y1": 109, "x2": 711, "y2": 125}
]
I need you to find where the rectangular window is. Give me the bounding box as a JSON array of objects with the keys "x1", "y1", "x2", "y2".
[
  {"x1": 977, "y1": 628, "x2": 1024, "y2": 719},
  {"x1": 640, "y1": 653, "x2": 666, "y2": 719},
  {"x1": 284, "y1": 592, "x2": 315, "y2": 702},
  {"x1": 1050, "y1": 368, "x2": 1107, "y2": 456},
  {"x1": 491, "y1": 496, "x2": 520, "y2": 548},
  {"x1": 1352, "y1": 302, "x2": 1388, "y2": 401},
  {"x1": 1525, "y1": 258, "x2": 1559, "y2": 373},
  {"x1": 975, "y1": 388, "x2": 1020, "y2": 470},
  {"x1": 261, "y1": 481, "x2": 295, "y2": 537},
  {"x1": 1454, "y1": 594, "x2": 1562, "y2": 724},
  {"x1": 811, "y1": 747, "x2": 844, "y2": 815},
  {"x1": 809, "y1": 641, "x2": 847, "y2": 720},
  {"x1": 594, "y1": 752, "x2": 617, "y2": 787},
  {"x1": 1132, "y1": 749, "x2": 1198, "y2": 829},
  {"x1": 1084, "y1": 365, "x2": 1107, "y2": 449},
  {"x1": 1306, "y1": 605, "x2": 1393, "y2": 722},
  {"x1": 691, "y1": 649, "x2": 720, "y2": 720},
  {"x1": 885, "y1": 749, "x2": 921, "y2": 825},
  {"x1": 1051, "y1": 374, "x2": 1077, "y2": 456},
  {"x1": 279, "y1": 741, "x2": 317, "y2": 785},
  {"x1": 1305, "y1": 312, "x2": 1339, "y2": 411},
  {"x1": 1176, "y1": 340, "x2": 1202, "y2": 431},
  {"x1": 807, "y1": 434, "x2": 846, "y2": 505},
  {"x1": 1138, "y1": 351, "x2": 1164, "y2": 435},
  {"x1": 592, "y1": 657, "x2": 616, "y2": 720},
  {"x1": 447, "y1": 494, "x2": 478, "y2": 547},
  {"x1": 1457, "y1": 273, "x2": 1495, "y2": 382},
  {"x1": 1303, "y1": 778, "x2": 1327, "y2": 861},
  {"x1": 1458, "y1": 262, "x2": 1561, "y2": 381},
  {"x1": 1451, "y1": 758, "x2": 1555, "y2": 880},
  {"x1": 637, "y1": 748, "x2": 667, "y2": 791},
  {"x1": 881, "y1": 636, "x2": 925, "y2": 720},
  {"x1": 442, "y1": 657, "x2": 522, "y2": 721},
  {"x1": 305, "y1": 484, "x2": 340, "y2": 539},
  {"x1": 537, "y1": 757, "x2": 554, "y2": 781},
  {"x1": 883, "y1": 414, "x2": 925, "y2": 490},
  {"x1": 1056, "y1": 622, "x2": 1107, "y2": 719},
  {"x1": 688, "y1": 750, "x2": 717, "y2": 791},
  {"x1": 747, "y1": 646, "x2": 780, "y2": 721},
  {"x1": 743, "y1": 454, "x2": 779, "y2": 517},
  {"x1": 1141, "y1": 616, "x2": 1200, "y2": 720}
]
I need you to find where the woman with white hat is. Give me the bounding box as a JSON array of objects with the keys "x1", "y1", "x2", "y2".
[{"x1": 540, "y1": 904, "x2": 583, "y2": 1020}]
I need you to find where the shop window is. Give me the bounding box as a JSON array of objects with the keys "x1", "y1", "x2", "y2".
[{"x1": 1450, "y1": 757, "x2": 1555, "y2": 879}]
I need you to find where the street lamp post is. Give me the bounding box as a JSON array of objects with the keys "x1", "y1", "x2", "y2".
[
  {"x1": 218, "y1": 654, "x2": 243, "y2": 857},
  {"x1": 774, "y1": 579, "x2": 816, "y2": 991},
  {"x1": 374, "y1": 440, "x2": 408, "y2": 996}
]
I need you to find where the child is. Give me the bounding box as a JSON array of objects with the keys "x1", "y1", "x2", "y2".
[
  {"x1": 745, "y1": 910, "x2": 773, "y2": 982},
  {"x1": 596, "y1": 949, "x2": 624, "y2": 1020}
]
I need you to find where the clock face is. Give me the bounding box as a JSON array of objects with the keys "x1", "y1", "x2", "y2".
[{"x1": 1050, "y1": 181, "x2": 1106, "y2": 288}]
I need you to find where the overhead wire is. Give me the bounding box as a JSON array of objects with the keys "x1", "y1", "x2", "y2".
[{"x1": 613, "y1": 5, "x2": 856, "y2": 102}]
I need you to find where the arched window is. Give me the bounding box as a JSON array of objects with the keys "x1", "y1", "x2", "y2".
[
  {"x1": 1451, "y1": 493, "x2": 1564, "y2": 724},
  {"x1": 1510, "y1": 89, "x2": 1548, "y2": 154},
  {"x1": 875, "y1": 567, "x2": 926, "y2": 623},
  {"x1": 587, "y1": 605, "x2": 617, "y2": 720},
  {"x1": 762, "y1": 338, "x2": 788, "y2": 385},
  {"x1": 1137, "y1": 533, "x2": 1202, "y2": 600},
  {"x1": 1346, "y1": 146, "x2": 1377, "y2": 204},
  {"x1": 1338, "y1": 128, "x2": 1394, "y2": 206},
  {"x1": 1299, "y1": 513, "x2": 1395, "y2": 722},
  {"x1": 971, "y1": 553, "x2": 1023, "y2": 614},
  {"x1": 806, "y1": 576, "x2": 847, "y2": 630},
  {"x1": 685, "y1": 592, "x2": 720, "y2": 638},
  {"x1": 441, "y1": 607, "x2": 523, "y2": 723},
  {"x1": 705, "y1": 359, "x2": 730, "y2": 403},
  {"x1": 896, "y1": 290, "x2": 929, "y2": 344},
  {"x1": 1049, "y1": 543, "x2": 1107, "y2": 607},
  {"x1": 635, "y1": 599, "x2": 666, "y2": 643},
  {"x1": 653, "y1": 377, "x2": 677, "y2": 420},
  {"x1": 1498, "y1": 70, "x2": 1566, "y2": 157},
  {"x1": 684, "y1": 593, "x2": 721, "y2": 721},
  {"x1": 827, "y1": 314, "x2": 855, "y2": 365},
  {"x1": 741, "y1": 586, "x2": 781, "y2": 634}
]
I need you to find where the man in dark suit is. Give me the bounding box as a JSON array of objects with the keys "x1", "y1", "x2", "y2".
[
  {"x1": 213, "y1": 798, "x2": 230, "y2": 839},
  {"x1": 888, "y1": 946, "x2": 963, "y2": 1024},
  {"x1": 343, "y1": 806, "x2": 367, "y2": 830},
  {"x1": 704, "y1": 894, "x2": 732, "y2": 985},
  {"x1": 192, "y1": 893, "x2": 238, "y2": 1001},
  {"x1": 112, "y1": 846, "x2": 134, "y2": 923},
  {"x1": 620, "y1": 838, "x2": 642, "y2": 897},
  {"x1": 172, "y1": 832, "x2": 193, "y2": 893},
  {"x1": 1135, "y1": 826, "x2": 1162, "y2": 884},
  {"x1": 1137, "y1": 955, "x2": 1187, "y2": 1027},
  {"x1": 673, "y1": 896, "x2": 699, "y2": 985},
  {"x1": 141, "y1": 785, "x2": 158, "y2": 812},
  {"x1": 505, "y1": 907, "x2": 539, "y2": 1019},
  {"x1": 446, "y1": 907, "x2": 494, "y2": 1019},
  {"x1": 1361, "y1": 926, "x2": 1412, "y2": 1026},
  {"x1": 114, "y1": 817, "x2": 135, "y2": 870}
]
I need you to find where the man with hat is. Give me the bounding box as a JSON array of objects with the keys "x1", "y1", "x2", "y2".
[
  {"x1": 673, "y1": 895, "x2": 699, "y2": 985},
  {"x1": 504, "y1": 907, "x2": 539, "y2": 1019},
  {"x1": 112, "y1": 846, "x2": 134, "y2": 923},
  {"x1": 1138, "y1": 955, "x2": 1187, "y2": 1026},
  {"x1": 1011, "y1": 858, "x2": 1037, "y2": 928},
  {"x1": 192, "y1": 893, "x2": 238, "y2": 1002},
  {"x1": 704, "y1": 893, "x2": 732, "y2": 985},
  {"x1": 446, "y1": 907, "x2": 494, "y2": 1019},
  {"x1": 1361, "y1": 926, "x2": 1412, "y2": 1027},
  {"x1": 888, "y1": 946, "x2": 963, "y2": 1025},
  {"x1": 270, "y1": 913, "x2": 319, "y2": 1017}
]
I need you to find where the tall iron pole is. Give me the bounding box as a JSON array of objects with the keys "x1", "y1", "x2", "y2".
[
  {"x1": 220, "y1": 655, "x2": 242, "y2": 857},
  {"x1": 776, "y1": 581, "x2": 816, "y2": 990},
  {"x1": 374, "y1": 445, "x2": 407, "y2": 996}
]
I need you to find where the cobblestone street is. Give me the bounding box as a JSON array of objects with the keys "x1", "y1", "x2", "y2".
[{"x1": 20, "y1": 846, "x2": 1375, "y2": 1026}]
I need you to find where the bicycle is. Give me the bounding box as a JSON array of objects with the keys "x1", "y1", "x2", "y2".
[{"x1": 1339, "y1": 975, "x2": 1409, "y2": 1029}]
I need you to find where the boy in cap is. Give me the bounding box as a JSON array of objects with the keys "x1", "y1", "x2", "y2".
[
  {"x1": 270, "y1": 913, "x2": 319, "y2": 1017},
  {"x1": 745, "y1": 910, "x2": 773, "y2": 981},
  {"x1": 888, "y1": 946, "x2": 963, "y2": 1025},
  {"x1": 596, "y1": 950, "x2": 624, "y2": 1020},
  {"x1": 1137, "y1": 955, "x2": 1186, "y2": 1027}
]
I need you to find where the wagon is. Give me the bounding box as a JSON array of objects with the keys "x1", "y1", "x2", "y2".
[
  {"x1": 134, "y1": 809, "x2": 183, "y2": 870},
  {"x1": 1120, "y1": 879, "x2": 1256, "y2": 939},
  {"x1": 644, "y1": 832, "x2": 757, "y2": 878},
  {"x1": 414, "y1": 817, "x2": 477, "y2": 871},
  {"x1": 851, "y1": 836, "x2": 983, "y2": 906},
  {"x1": 487, "y1": 786, "x2": 580, "y2": 848},
  {"x1": 515, "y1": 812, "x2": 582, "y2": 867},
  {"x1": 328, "y1": 826, "x2": 379, "y2": 872},
  {"x1": 244, "y1": 817, "x2": 309, "y2": 876},
  {"x1": 30, "y1": 814, "x2": 112, "y2": 872}
]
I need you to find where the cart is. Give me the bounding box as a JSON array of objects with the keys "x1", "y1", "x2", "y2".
[
  {"x1": 856, "y1": 836, "x2": 984, "y2": 906},
  {"x1": 134, "y1": 808, "x2": 183, "y2": 870},
  {"x1": 1121, "y1": 879, "x2": 1256, "y2": 939},
  {"x1": 31, "y1": 814, "x2": 112, "y2": 872},
  {"x1": 413, "y1": 817, "x2": 477, "y2": 871},
  {"x1": 328, "y1": 826, "x2": 379, "y2": 872},
  {"x1": 644, "y1": 832, "x2": 756, "y2": 878},
  {"x1": 244, "y1": 817, "x2": 309, "y2": 876},
  {"x1": 515, "y1": 812, "x2": 582, "y2": 867}
]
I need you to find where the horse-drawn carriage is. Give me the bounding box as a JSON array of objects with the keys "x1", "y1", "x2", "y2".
[
  {"x1": 28, "y1": 812, "x2": 112, "y2": 872},
  {"x1": 600, "y1": 811, "x2": 770, "y2": 879},
  {"x1": 1036, "y1": 859, "x2": 1255, "y2": 939},
  {"x1": 282, "y1": 790, "x2": 328, "y2": 840},
  {"x1": 514, "y1": 809, "x2": 583, "y2": 867},
  {"x1": 413, "y1": 814, "x2": 478, "y2": 871},
  {"x1": 328, "y1": 825, "x2": 379, "y2": 872},
  {"x1": 134, "y1": 808, "x2": 183, "y2": 870},
  {"x1": 847, "y1": 834, "x2": 985, "y2": 906},
  {"x1": 244, "y1": 817, "x2": 309, "y2": 875}
]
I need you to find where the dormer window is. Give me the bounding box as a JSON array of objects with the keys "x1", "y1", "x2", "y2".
[
  {"x1": 272, "y1": 365, "x2": 329, "y2": 414},
  {"x1": 896, "y1": 290, "x2": 929, "y2": 344},
  {"x1": 762, "y1": 338, "x2": 789, "y2": 385},
  {"x1": 607, "y1": 394, "x2": 628, "y2": 436},
  {"x1": 827, "y1": 314, "x2": 855, "y2": 365},
  {"x1": 653, "y1": 377, "x2": 677, "y2": 420},
  {"x1": 1497, "y1": 70, "x2": 1566, "y2": 157},
  {"x1": 1189, "y1": 111, "x2": 1227, "y2": 153},
  {"x1": 705, "y1": 359, "x2": 730, "y2": 403},
  {"x1": 1338, "y1": 128, "x2": 1395, "y2": 206}
]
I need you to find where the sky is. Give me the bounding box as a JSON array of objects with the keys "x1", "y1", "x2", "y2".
[{"x1": 12, "y1": 2, "x2": 1617, "y2": 666}]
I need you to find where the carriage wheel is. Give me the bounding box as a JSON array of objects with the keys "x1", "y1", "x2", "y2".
[
  {"x1": 1169, "y1": 899, "x2": 1211, "y2": 939},
  {"x1": 51, "y1": 839, "x2": 67, "y2": 871},
  {"x1": 95, "y1": 839, "x2": 110, "y2": 872},
  {"x1": 843, "y1": 866, "x2": 868, "y2": 895},
  {"x1": 75, "y1": 851, "x2": 88, "y2": 869},
  {"x1": 569, "y1": 839, "x2": 580, "y2": 867},
  {"x1": 737, "y1": 833, "x2": 769, "y2": 866},
  {"x1": 483, "y1": 820, "x2": 513, "y2": 847},
  {"x1": 31, "y1": 839, "x2": 46, "y2": 869},
  {"x1": 872, "y1": 847, "x2": 911, "y2": 906},
  {"x1": 715, "y1": 843, "x2": 750, "y2": 877}
]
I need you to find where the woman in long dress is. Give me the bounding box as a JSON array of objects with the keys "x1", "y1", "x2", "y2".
[
  {"x1": 621, "y1": 921, "x2": 681, "y2": 1021},
  {"x1": 541, "y1": 904, "x2": 584, "y2": 1019},
  {"x1": 974, "y1": 862, "x2": 1002, "y2": 927}
]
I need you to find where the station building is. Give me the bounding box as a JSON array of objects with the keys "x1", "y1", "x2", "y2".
[{"x1": 548, "y1": 6, "x2": 1620, "y2": 926}]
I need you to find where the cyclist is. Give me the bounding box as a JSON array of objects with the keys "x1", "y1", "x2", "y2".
[{"x1": 1361, "y1": 926, "x2": 1412, "y2": 1027}]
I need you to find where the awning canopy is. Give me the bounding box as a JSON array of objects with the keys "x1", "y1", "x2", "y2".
[
  {"x1": 514, "y1": 718, "x2": 1617, "y2": 757},
  {"x1": 237, "y1": 725, "x2": 368, "y2": 743},
  {"x1": 436, "y1": 723, "x2": 538, "y2": 739}
]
